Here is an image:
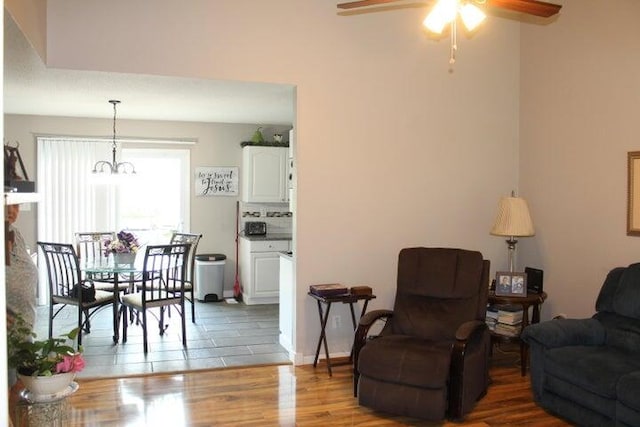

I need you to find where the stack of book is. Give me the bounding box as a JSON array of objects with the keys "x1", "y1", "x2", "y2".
[
  {"x1": 309, "y1": 283, "x2": 349, "y2": 297},
  {"x1": 485, "y1": 304, "x2": 524, "y2": 337},
  {"x1": 485, "y1": 305, "x2": 499, "y2": 331}
]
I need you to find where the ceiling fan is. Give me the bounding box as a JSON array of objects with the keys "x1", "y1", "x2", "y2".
[
  {"x1": 337, "y1": 0, "x2": 562, "y2": 64},
  {"x1": 337, "y1": 0, "x2": 562, "y2": 18}
]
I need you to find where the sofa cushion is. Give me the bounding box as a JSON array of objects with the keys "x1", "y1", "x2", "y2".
[
  {"x1": 595, "y1": 267, "x2": 625, "y2": 313},
  {"x1": 595, "y1": 312, "x2": 640, "y2": 353},
  {"x1": 544, "y1": 374, "x2": 617, "y2": 424},
  {"x1": 618, "y1": 371, "x2": 640, "y2": 413},
  {"x1": 544, "y1": 346, "x2": 640, "y2": 399},
  {"x1": 612, "y1": 263, "x2": 640, "y2": 319},
  {"x1": 358, "y1": 335, "x2": 452, "y2": 389},
  {"x1": 618, "y1": 371, "x2": 640, "y2": 427},
  {"x1": 522, "y1": 318, "x2": 605, "y2": 349}
]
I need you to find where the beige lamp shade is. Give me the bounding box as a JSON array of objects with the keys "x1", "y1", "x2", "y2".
[{"x1": 490, "y1": 196, "x2": 535, "y2": 237}]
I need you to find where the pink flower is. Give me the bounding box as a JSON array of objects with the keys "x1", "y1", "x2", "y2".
[{"x1": 55, "y1": 353, "x2": 85, "y2": 373}]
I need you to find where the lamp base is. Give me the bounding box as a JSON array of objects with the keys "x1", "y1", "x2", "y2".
[{"x1": 506, "y1": 238, "x2": 518, "y2": 272}]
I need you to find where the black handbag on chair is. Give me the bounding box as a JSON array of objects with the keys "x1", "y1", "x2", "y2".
[{"x1": 70, "y1": 283, "x2": 96, "y2": 303}]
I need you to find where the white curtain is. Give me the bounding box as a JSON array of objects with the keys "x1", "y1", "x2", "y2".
[{"x1": 36, "y1": 137, "x2": 112, "y2": 304}]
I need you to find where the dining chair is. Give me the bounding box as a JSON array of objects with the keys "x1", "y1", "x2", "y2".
[
  {"x1": 169, "y1": 232, "x2": 202, "y2": 323},
  {"x1": 37, "y1": 241, "x2": 115, "y2": 347},
  {"x1": 120, "y1": 243, "x2": 191, "y2": 353},
  {"x1": 74, "y1": 231, "x2": 129, "y2": 293}
]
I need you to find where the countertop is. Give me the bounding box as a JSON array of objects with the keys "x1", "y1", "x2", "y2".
[
  {"x1": 240, "y1": 233, "x2": 292, "y2": 241},
  {"x1": 279, "y1": 251, "x2": 293, "y2": 261}
]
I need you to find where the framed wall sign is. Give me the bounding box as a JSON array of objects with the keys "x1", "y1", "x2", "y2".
[
  {"x1": 495, "y1": 271, "x2": 527, "y2": 297},
  {"x1": 195, "y1": 167, "x2": 238, "y2": 196},
  {"x1": 628, "y1": 152, "x2": 640, "y2": 235}
]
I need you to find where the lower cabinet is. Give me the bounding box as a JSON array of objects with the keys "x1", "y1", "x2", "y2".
[{"x1": 239, "y1": 239, "x2": 290, "y2": 305}]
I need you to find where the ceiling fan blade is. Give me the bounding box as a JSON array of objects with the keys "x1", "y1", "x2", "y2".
[
  {"x1": 487, "y1": 0, "x2": 562, "y2": 18},
  {"x1": 337, "y1": 0, "x2": 406, "y2": 9},
  {"x1": 337, "y1": 0, "x2": 561, "y2": 17}
]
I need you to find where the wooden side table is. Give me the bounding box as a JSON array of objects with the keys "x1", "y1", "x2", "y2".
[
  {"x1": 308, "y1": 291, "x2": 376, "y2": 376},
  {"x1": 488, "y1": 291, "x2": 547, "y2": 376}
]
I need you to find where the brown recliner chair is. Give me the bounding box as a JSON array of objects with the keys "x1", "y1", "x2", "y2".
[{"x1": 354, "y1": 247, "x2": 491, "y2": 421}]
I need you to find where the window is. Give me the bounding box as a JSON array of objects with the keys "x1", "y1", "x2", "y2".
[{"x1": 117, "y1": 148, "x2": 190, "y2": 244}]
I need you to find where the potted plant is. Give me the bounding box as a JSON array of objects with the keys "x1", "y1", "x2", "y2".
[{"x1": 8, "y1": 315, "x2": 85, "y2": 398}]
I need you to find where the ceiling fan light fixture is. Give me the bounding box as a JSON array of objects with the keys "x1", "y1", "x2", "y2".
[
  {"x1": 338, "y1": 0, "x2": 562, "y2": 65},
  {"x1": 423, "y1": 0, "x2": 458, "y2": 34},
  {"x1": 459, "y1": 2, "x2": 486, "y2": 31}
]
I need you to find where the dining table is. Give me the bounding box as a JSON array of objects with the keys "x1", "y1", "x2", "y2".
[{"x1": 80, "y1": 257, "x2": 142, "y2": 344}]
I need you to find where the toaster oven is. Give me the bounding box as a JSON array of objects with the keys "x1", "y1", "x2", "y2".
[{"x1": 245, "y1": 221, "x2": 267, "y2": 236}]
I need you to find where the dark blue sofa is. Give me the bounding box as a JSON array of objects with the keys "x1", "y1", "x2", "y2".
[{"x1": 522, "y1": 263, "x2": 640, "y2": 427}]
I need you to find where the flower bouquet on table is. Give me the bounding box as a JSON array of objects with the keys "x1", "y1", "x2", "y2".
[
  {"x1": 103, "y1": 230, "x2": 140, "y2": 256},
  {"x1": 8, "y1": 315, "x2": 85, "y2": 401},
  {"x1": 104, "y1": 230, "x2": 140, "y2": 265}
]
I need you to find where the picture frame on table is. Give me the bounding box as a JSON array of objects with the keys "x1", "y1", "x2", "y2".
[{"x1": 495, "y1": 271, "x2": 528, "y2": 297}]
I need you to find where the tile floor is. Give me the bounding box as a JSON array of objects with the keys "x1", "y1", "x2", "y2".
[{"x1": 33, "y1": 300, "x2": 291, "y2": 379}]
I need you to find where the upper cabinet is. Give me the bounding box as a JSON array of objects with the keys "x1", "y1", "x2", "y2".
[{"x1": 242, "y1": 146, "x2": 289, "y2": 203}]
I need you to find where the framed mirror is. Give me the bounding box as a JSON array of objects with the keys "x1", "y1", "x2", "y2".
[{"x1": 627, "y1": 151, "x2": 640, "y2": 235}]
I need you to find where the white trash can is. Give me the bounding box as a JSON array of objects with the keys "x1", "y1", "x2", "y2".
[{"x1": 195, "y1": 254, "x2": 226, "y2": 302}]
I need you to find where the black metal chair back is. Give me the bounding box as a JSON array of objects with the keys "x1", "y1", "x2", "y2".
[
  {"x1": 39, "y1": 242, "x2": 82, "y2": 302},
  {"x1": 37, "y1": 241, "x2": 114, "y2": 347},
  {"x1": 74, "y1": 231, "x2": 117, "y2": 285},
  {"x1": 74, "y1": 231, "x2": 115, "y2": 264},
  {"x1": 141, "y1": 243, "x2": 191, "y2": 303},
  {"x1": 169, "y1": 232, "x2": 202, "y2": 322},
  {"x1": 121, "y1": 243, "x2": 191, "y2": 353}
]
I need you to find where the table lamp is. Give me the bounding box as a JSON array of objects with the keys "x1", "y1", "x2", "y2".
[{"x1": 490, "y1": 194, "x2": 535, "y2": 272}]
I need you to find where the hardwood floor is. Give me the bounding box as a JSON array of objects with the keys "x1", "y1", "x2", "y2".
[{"x1": 14, "y1": 345, "x2": 572, "y2": 426}]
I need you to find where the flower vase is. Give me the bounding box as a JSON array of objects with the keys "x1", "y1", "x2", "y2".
[
  {"x1": 18, "y1": 372, "x2": 76, "y2": 400},
  {"x1": 113, "y1": 252, "x2": 136, "y2": 266}
]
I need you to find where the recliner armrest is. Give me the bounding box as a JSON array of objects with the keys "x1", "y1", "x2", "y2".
[
  {"x1": 354, "y1": 309, "x2": 394, "y2": 360},
  {"x1": 521, "y1": 318, "x2": 605, "y2": 348},
  {"x1": 455, "y1": 320, "x2": 486, "y2": 342},
  {"x1": 358, "y1": 309, "x2": 393, "y2": 329}
]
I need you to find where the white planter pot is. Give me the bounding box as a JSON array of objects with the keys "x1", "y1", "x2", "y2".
[
  {"x1": 18, "y1": 372, "x2": 75, "y2": 397},
  {"x1": 113, "y1": 252, "x2": 136, "y2": 266}
]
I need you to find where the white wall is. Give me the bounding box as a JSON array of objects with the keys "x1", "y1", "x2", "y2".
[
  {"x1": 4, "y1": 114, "x2": 291, "y2": 295},
  {"x1": 520, "y1": 1, "x2": 640, "y2": 319},
  {"x1": 11, "y1": 1, "x2": 522, "y2": 359}
]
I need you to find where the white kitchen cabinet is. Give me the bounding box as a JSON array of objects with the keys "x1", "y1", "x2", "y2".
[
  {"x1": 239, "y1": 238, "x2": 290, "y2": 305},
  {"x1": 242, "y1": 146, "x2": 288, "y2": 203}
]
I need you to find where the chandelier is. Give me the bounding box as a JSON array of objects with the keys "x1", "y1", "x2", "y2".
[
  {"x1": 92, "y1": 100, "x2": 136, "y2": 175},
  {"x1": 422, "y1": 0, "x2": 487, "y2": 65}
]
